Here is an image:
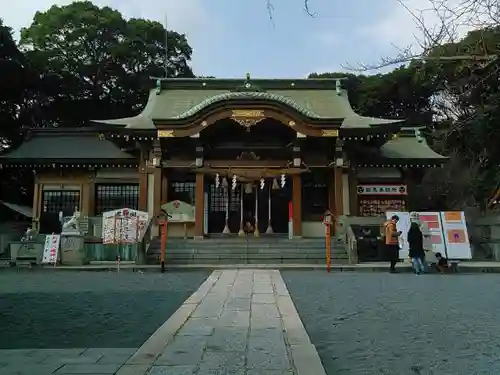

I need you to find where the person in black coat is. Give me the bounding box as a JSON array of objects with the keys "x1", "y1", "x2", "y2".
[{"x1": 407, "y1": 222, "x2": 426, "y2": 274}]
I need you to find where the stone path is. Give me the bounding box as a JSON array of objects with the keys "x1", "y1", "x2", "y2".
[
  {"x1": 0, "y1": 270, "x2": 325, "y2": 374},
  {"x1": 124, "y1": 269, "x2": 326, "y2": 375},
  {"x1": 0, "y1": 348, "x2": 137, "y2": 374}
]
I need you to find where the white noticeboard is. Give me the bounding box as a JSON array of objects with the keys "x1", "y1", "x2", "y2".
[
  {"x1": 386, "y1": 211, "x2": 410, "y2": 259},
  {"x1": 102, "y1": 208, "x2": 149, "y2": 244},
  {"x1": 440, "y1": 211, "x2": 472, "y2": 259},
  {"x1": 42, "y1": 234, "x2": 60, "y2": 264},
  {"x1": 417, "y1": 212, "x2": 446, "y2": 256}
]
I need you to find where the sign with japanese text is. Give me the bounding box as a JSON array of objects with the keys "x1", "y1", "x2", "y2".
[
  {"x1": 102, "y1": 208, "x2": 149, "y2": 244},
  {"x1": 42, "y1": 234, "x2": 60, "y2": 264},
  {"x1": 357, "y1": 185, "x2": 407, "y2": 195}
]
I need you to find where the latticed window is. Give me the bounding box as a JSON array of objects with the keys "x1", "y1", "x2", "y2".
[
  {"x1": 169, "y1": 182, "x2": 196, "y2": 205},
  {"x1": 210, "y1": 185, "x2": 226, "y2": 212},
  {"x1": 95, "y1": 184, "x2": 139, "y2": 215},
  {"x1": 230, "y1": 187, "x2": 240, "y2": 211},
  {"x1": 42, "y1": 190, "x2": 80, "y2": 216},
  {"x1": 302, "y1": 171, "x2": 328, "y2": 220}
]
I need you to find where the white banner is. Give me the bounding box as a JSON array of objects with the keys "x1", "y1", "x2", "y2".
[{"x1": 42, "y1": 234, "x2": 60, "y2": 264}]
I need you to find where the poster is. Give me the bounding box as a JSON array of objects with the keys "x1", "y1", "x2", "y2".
[
  {"x1": 440, "y1": 211, "x2": 472, "y2": 259},
  {"x1": 42, "y1": 234, "x2": 60, "y2": 264},
  {"x1": 101, "y1": 208, "x2": 149, "y2": 244},
  {"x1": 418, "y1": 212, "x2": 446, "y2": 255},
  {"x1": 385, "y1": 211, "x2": 411, "y2": 259}
]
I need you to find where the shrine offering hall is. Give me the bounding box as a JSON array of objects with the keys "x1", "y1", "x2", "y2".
[{"x1": 0, "y1": 76, "x2": 447, "y2": 239}]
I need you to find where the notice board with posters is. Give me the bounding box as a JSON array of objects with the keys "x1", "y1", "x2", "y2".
[
  {"x1": 386, "y1": 211, "x2": 471, "y2": 260},
  {"x1": 417, "y1": 212, "x2": 447, "y2": 255},
  {"x1": 440, "y1": 211, "x2": 472, "y2": 259}
]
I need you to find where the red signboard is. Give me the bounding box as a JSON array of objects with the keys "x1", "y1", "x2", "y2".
[{"x1": 288, "y1": 201, "x2": 293, "y2": 221}]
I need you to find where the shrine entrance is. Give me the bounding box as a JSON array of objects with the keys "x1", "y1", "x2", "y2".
[{"x1": 205, "y1": 172, "x2": 293, "y2": 236}]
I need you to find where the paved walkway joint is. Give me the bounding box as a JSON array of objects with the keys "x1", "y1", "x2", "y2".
[{"x1": 127, "y1": 269, "x2": 326, "y2": 375}]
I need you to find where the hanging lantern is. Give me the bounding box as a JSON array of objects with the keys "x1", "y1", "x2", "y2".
[
  {"x1": 280, "y1": 174, "x2": 286, "y2": 188},
  {"x1": 232, "y1": 174, "x2": 237, "y2": 190},
  {"x1": 245, "y1": 183, "x2": 253, "y2": 194},
  {"x1": 221, "y1": 176, "x2": 228, "y2": 188},
  {"x1": 260, "y1": 178, "x2": 265, "y2": 190},
  {"x1": 272, "y1": 178, "x2": 280, "y2": 190},
  {"x1": 215, "y1": 173, "x2": 220, "y2": 188}
]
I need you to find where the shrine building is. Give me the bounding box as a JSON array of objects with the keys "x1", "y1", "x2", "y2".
[{"x1": 0, "y1": 76, "x2": 447, "y2": 240}]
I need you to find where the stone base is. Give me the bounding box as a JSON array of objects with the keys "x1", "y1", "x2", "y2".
[
  {"x1": 194, "y1": 236, "x2": 204, "y2": 240},
  {"x1": 60, "y1": 235, "x2": 88, "y2": 265}
]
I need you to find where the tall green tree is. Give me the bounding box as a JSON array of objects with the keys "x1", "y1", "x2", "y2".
[
  {"x1": 309, "y1": 67, "x2": 438, "y2": 125},
  {"x1": 416, "y1": 26, "x2": 500, "y2": 210},
  {"x1": 20, "y1": 1, "x2": 194, "y2": 126},
  {"x1": 0, "y1": 19, "x2": 36, "y2": 204}
]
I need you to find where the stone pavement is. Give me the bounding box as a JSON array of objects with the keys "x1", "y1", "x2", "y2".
[
  {"x1": 0, "y1": 270, "x2": 325, "y2": 374},
  {"x1": 0, "y1": 348, "x2": 137, "y2": 374},
  {"x1": 27, "y1": 261, "x2": 500, "y2": 273},
  {"x1": 123, "y1": 269, "x2": 326, "y2": 375}
]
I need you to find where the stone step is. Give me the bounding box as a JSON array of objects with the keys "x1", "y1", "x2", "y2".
[
  {"x1": 145, "y1": 238, "x2": 349, "y2": 265},
  {"x1": 148, "y1": 259, "x2": 347, "y2": 265}
]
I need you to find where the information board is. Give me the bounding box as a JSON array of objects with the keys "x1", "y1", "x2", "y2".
[
  {"x1": 102, "y1": 208, "x2": 149, "y2": 244},
  {"x1": 418, "y1": 212, "x2": 446, "y2": 255},
  {"x1": 440, "y1": 211, "x2": 472, "y2": 259},
  {"x1": 42, "y1": 234, "x2": 60, "y2": 264}
]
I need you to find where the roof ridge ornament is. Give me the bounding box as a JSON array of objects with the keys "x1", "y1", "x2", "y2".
[
  {"x1": 156, "y1": 79, "x2": 161, "y2": 95},
  {"x1": 414, "y1": 128, "x2": 424, "y2": 143},
  {"x1": 231, "y1": 72, "x2": 265, "y2": 92},
  {"x1": 335, "y1": 79, "x2": 342, "y2": 95}
]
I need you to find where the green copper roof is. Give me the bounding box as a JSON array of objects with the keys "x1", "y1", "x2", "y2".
[
  {"x1": 0, "y1": 130, "x2": 135, "y2": 161},
  {"x1": 93, "y1": 77, "x2": 404, "y2": 130},
  {"x1": 380, "y1": 128, "x2": 447, "y2": 160}
]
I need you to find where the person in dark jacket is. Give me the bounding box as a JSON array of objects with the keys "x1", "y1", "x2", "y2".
[{"x1": 407, "y1": 221, "x2": 426, "y2": 274}]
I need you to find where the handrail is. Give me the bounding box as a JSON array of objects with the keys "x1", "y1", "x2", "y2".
[
  {"x1": 346, "y1": 224, "x2": 358, "y2": 265},
  {"x1": 137, "y1": 217, "x2": 154, "y2": 265}
]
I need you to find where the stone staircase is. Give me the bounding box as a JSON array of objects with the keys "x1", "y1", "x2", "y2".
[{"x1": 146, "y1": 234, "x2": 349, "y2": 265}]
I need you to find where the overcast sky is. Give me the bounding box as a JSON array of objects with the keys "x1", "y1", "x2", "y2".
[{"x1": 2, "y1": 0, "x2": 448, "y2": 78}]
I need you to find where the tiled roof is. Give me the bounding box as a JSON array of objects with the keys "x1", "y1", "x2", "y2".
[
  {"x1": 92, "y1": 78, "x2": 403, "y2": 129},
  {"x1": 0, "y1": 130, "x2": 135, "y2": 161}
]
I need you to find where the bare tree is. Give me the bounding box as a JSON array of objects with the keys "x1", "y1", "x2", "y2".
[{"x1": 344, "y1": 0, "x2": 499, "y2": 71}]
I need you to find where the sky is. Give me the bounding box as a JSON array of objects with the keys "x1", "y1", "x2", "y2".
[{"x1": 2, "y1": 0, "x2": 452, "y2": 78}]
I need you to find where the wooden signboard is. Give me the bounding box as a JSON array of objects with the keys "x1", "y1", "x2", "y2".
[{"x1": 161, "y1": 201, "x2": 195, "y2": 222}]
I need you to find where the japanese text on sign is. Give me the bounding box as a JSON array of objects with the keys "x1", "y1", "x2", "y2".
[
  {"x1": 357, "y1": 185, "x2": 407, "y2": 195},
  {"x1": 42, "y1": 234, "x2": 60, "y2": 264}
]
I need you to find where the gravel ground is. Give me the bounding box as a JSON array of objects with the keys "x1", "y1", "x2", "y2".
[
  {"x1": 0, "y1": 270, "x2": 209, "y2": 349},
  {"x1": 282, "y1": 271, "x2": 500, "y2": 375}
]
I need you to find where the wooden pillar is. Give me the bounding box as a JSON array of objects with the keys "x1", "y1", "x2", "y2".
[
  {"x1": 32, "y1": 177, "x2": 41, "y2": 231},
  {"x1": 194, "y1": 172, "x2": 204, "y2": 239},
  {"x1": 138, "y1": 162, "x2": 148, "y2": 211},
  {"x1": 153, "y1": 168, "x2": 162, "y2": 217},
  {"x1": 329, "y1": 173, "x2": 336, "y2": 214},
  {"x1": 161, "y1": 169, "x2": 168, "y2": 205},
  {"x1": 334, "y1": 139, "x2": 344, "y2": 217},
  {"x1": 334, "y1": 167, "x2": 343, "y2": 216},
  {"x1": 292, "y1": 174, "x2": 302, "y2": 237},
  {"x1": 80, "y1": 182, "x2": 90, "y2": 216},
  {"x1": 88, "y1": 180, "x2": 96, "y2": 216},
  {"x1": 348, "y1": 172, "x2": 358, "y2": 216},
  {"x1": 404, "y1": 168, "x2": 413, "y2": 211}
]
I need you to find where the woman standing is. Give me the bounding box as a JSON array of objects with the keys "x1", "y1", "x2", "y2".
[{"x1": 407, "y1": 221, "x2": 426, "y2": 274}]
